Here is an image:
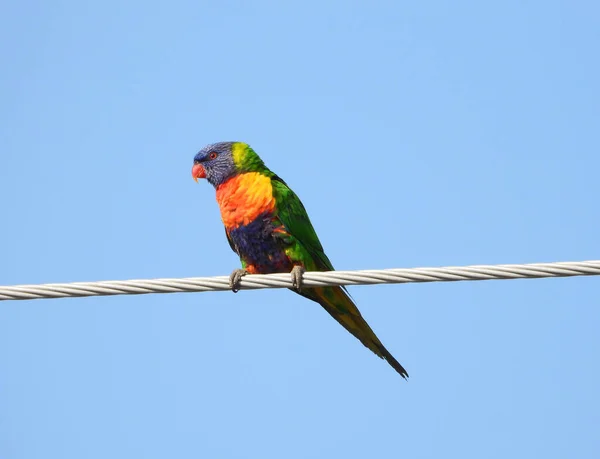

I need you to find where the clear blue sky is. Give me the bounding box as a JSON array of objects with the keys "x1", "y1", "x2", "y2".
[{"x1": 1, "y1": 1, "x2": 599, "y2": 458}]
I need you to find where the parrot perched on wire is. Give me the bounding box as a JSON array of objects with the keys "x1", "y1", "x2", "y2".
[{"x1": 191, "y1": 141, "x2": 408, "y2": 379}]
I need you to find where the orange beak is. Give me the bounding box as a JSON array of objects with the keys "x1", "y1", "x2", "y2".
[{"x1": 192, "y1": 163, "x2": 206, "y2": 182}]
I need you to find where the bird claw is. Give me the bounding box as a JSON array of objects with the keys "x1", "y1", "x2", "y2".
[
  {"x1": 229, "y1": 269, "x2": 248, "y2": 293},
  {"x1": 291, "y1": 265, "x2": 306, "y2": 291}
]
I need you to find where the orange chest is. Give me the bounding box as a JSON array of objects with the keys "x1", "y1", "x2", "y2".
[{"x1": 215, "y1": 173, "x2": 277, "y2": 228}]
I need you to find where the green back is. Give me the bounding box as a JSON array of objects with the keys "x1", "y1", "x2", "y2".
[{"x1": 270, "y1": 176, "x2": 335, "y2": 272}]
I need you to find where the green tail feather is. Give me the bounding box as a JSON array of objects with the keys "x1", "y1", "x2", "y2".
[{"x1": 296, "y1": 285, "x2": 409, "y2": 379}]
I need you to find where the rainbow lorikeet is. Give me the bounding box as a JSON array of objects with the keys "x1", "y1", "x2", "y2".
[{"x1": 192, "y1": 141, "x2": 408, "y2": 378}]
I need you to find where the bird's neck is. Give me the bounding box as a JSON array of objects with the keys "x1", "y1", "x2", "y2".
[{"x1": 215, "y1": 172, "x2": 276, "y2": 229}]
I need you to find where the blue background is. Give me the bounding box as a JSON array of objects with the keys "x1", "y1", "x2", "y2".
[{"x1": 1, "y1": 1, "x2": 599, "y2": 458}]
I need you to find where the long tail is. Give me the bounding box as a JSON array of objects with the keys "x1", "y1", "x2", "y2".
[{"x1": 297, "y1": 285, "x2": 408, "y2": 379}]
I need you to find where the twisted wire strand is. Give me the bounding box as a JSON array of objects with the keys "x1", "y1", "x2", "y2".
[{"x1": 0, "y1": 260, "x2": 598, "y2": 302}]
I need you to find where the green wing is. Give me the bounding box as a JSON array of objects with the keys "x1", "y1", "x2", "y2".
[
  {"x1": 270, "y1": 176, "x2": 409, "y2": 378},
  {"x1": 270, "y1": 175, "x2": 334, "y2": 271}
]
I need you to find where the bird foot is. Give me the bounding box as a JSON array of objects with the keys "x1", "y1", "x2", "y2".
[
  {"x1": 290, "y1": 265, "x2": 306, "y2": 291},
  {"x1": 229, "y1": 269, "x2": 248, "y2": 293}
]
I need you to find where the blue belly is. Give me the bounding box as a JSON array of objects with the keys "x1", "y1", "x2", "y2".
[{"x1": 227, "y1": 214, "x2": 292, "y2": 273}]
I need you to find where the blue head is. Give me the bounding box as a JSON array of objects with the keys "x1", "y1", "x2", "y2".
[
  {"x1": 192, "y1": 142, "x2": 238, "y2": 187},
  {"x1": 191, "y1": 141, "x2": 266, "y2": 187}
]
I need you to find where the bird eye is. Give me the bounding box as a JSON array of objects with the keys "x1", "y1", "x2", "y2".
[
  {"x1": 209, "y1": 152, "x2": 218, "y2": 160},
  {"x1": 194, "y1": 160, "x2": 200, "y2": 165}
]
